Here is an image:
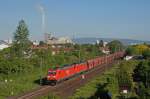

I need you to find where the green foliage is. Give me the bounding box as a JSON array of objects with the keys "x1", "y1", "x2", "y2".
[
  {"x1": 0, "y1": 20, "x2": 109, "y2": 98},
  {"x1": 74, "y1": 44, "x2": 80, "y2": 50},
  {"x1": 13, "y1": 20, "x2": 30, "y2": 57},
  {"x1": 0, "y1": 58, "x2": 33, "y2": 74},
  {"x1": 126, "y1": 46, "x2": 138, "y2": 55},
  {"x1": 71, "y1": 60, "x2": 138, "y2": 99},
  {"x1": 142, "y1": 49, "x2": 150, "y2": 59},
  {"x1": 126, "y1": 44, "x2": 150, "y2": 56},
  {"x1": 40, "y1": 93, "x2": 60, "y2": 99},
  {"x1": 0, "y1": 68, "x2": 42, "y2": 98},
  {"x1": 117, "y1": 64, "x2": 132, "y2": 91},
  {"x1": 107, "y1": 40, "x2": 124, "y2": 53},
  {"x1": 135, "y1": 44, "x2": 149, "y2": 55},
  {"x1": 134, "y1": 61, "x2": 150, "y2": 87},
  {"x1": 133, "y1": 60, "x2": 150, "y2": 99},
  {"x1": 39, "y1": 41, "x2": 46, "y2": 46},
  {"x1": 82, "y1": 44, "x2": 103, "y2": 58},
  {"x1": 138, "y1": 83, "x2": 148, "y2": 99}
]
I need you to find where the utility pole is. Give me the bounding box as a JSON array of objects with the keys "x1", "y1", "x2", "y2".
[
  {"x1": 40, "y1": 56, "x2": 43, "y2": 85},
  {"x1": 78, "y1": 44, "x2": 81, "y2": 63},
  {"x1": 38, "y1": 4, "x2": 46, "y2": 85},
  {"x1": 74, "y1": 32, "x2": 81, "y2": 63}
]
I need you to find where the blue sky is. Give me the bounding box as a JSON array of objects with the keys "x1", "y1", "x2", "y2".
[{"x1": 0, "y1": 0, "x2": 150, "y2": 40}]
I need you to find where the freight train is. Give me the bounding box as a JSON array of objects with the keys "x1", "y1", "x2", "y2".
[{"x1": 46, "y1": 51, "x2": 124, "y2": 85}]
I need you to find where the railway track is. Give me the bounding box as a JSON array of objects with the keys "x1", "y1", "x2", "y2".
[{"x1": 8, "y1": 60, "x2": 120, "y2": 99}]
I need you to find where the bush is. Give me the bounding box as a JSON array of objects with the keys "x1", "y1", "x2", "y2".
[
  {"x1": 0, "y1": 58, "x2": 33, "y2": 74},
  {"x1": 142, "y1": 49, "x2": 150, "y2": 59}
]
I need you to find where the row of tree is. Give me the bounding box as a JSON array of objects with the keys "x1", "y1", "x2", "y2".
[
  {"x1": 133, "y1": 60, "x2": 150, "y2": 99},
  {"x1": 116, "y1": 60, "x2": 150, "y2": 99},
  {"x1": 0, "y1": 20, "x2": 101, "y2": 75},
  {"x1": 0, "y1": 19, "x2": 125, "y2": 75},
  {"x1": 126, "y1": 44, "x2": 150, "y2": 59}
]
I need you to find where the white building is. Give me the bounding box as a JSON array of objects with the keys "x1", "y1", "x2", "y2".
[
  {"x1": 4, "y1": 39, "x2": 12, "y2": 45},
  {"x1": 96, "y1": 40, "x2": 100, "y2": 44},
  {"x1": 103, "y1": 41, "x2": 108, "y2": 47},
  {"x1": 124, "y1": 56, "x2": 133, "y2": 61},
  {"x1": 0, "y1": 40, "x2": 10, "y2": 50},
  {"x1": 32, "y1": 40, "x2": 39, "y2": 46},
  {"x1": 45, "y1": 33, "x2": 73, "y2": 45},
  {"x1": 57, "y1": 37, "x2": 73, "y2": 44}
]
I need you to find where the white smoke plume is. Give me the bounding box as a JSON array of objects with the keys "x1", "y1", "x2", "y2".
[{"x1": 37, "y1": 4, "x2": 46, "y2": 34}]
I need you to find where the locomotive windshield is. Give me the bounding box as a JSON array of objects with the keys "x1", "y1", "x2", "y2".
[{"x1": 48, "y1": 71, "x2": 56, "y2": 75}]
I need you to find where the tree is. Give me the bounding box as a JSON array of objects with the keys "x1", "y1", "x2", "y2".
[
  {"x1": 135, "y1": 44, "x2": 149, "y2": 55},
  {"x1": 133, "y1": 61, "x2": 150, "y2": 87},
  {"x1": 142, "y1": 49, "x2": 150, "y2": 59},
  {"x1": 126, "y1": 46, "x2": 138, "y2": 55},
  {"x1": 74, "y1": 44, "x2": 80, "y2": 50},
  {"x1": 13, "y1": 20, "x2": 30, "y2": 57},
  {"x1": 117, "y1": 64, "x2": 132, "y2": 92},
  {"x1": 133, "y1": 60, "x2": 150, "y2": 99},
  {"x1": 39, "y1": 41, "x2": 45, "y2": 46},
  {"x1": 138, "y1": 83, "x2": 148, "y2": 99},
  {"x1": 107, "y1": 40, "x2": 124, "y2": 53}
]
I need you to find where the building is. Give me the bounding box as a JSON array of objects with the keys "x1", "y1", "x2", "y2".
[
  {"x1": 45, "y1": 33, "x2": 73, "y2": 45},
  {"x1": 124, "y1": 56, "x2": 133, "y2": 61},
  {"x1": 103, "y1": 41, "x2": 108, "y2": 47},
  {"x1": 4, "y1": 39, "x2": 12, "y2": 45},
  {"x1": 31, "y1": 45, "x2": 73, "y2": 55},
  {"x1": 0, "y1": 40, "x2": 10, "y2": 50},
  {"x1": 100, "y1": 47, "x2": 110, "y2": 54},
  {"x1": 32, "y1": 40, "x2": 40, "y2": 46},
  {"x1": 45, "y1": 33, "x2": 52, "y2": 43},
  {"x1": 96, "y1": 40, "x2": 100, "y2": 44}
]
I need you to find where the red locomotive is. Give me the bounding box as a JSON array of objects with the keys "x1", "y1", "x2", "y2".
[{"x1": 47, "y1": 51, "x2": 124, "y2": 85}]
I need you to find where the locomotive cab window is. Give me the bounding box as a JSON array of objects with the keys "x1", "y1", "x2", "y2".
[{"x1": 48, "y1": 71, "x2": 56, "y2": 75}]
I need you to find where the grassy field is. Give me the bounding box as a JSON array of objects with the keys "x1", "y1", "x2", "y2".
[
  {"x1": 40, "y1": 61, "x2": 122, "y2": 99},
  {"x1": 69, "y1": 60, "x2": 138, "y2": 99},
  {"x1": 0, "y1": 60, "x2": 138, "y2": 99},
  {"x1": 0, "y1": 68, "x2": 48, "y2": 99},
  {"x1": 0, "y1": 47, "x2": 103, "y2": 99},
  {"x1": 37, "y1": 62, "x2": 123, "y2": 99},
  {"x1": 70, "y1": 63, "x2": 120, "y2": 99}
]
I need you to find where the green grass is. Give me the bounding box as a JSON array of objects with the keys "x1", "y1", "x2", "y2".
[
  {"x1": 0, "y1": 60, "x2": 139, "y2": 99},
  {"x1": 0, "y1": 49, "x2": 103, "y2": 98},
  {"x1": 39, "y1": 93, "x2": 60, "y2": 99},
  {"x1": 35, "y1": 62, "x2": 121, "y2": 99},
  {"x1": 70, "y1": 60, "x2": 139, "y2": 99},
  {"x1": 0, "y1": 68, "x2": 47, "y2": 99},
  {"x1": 0, "y1": 58, "x2": 139, "y2": 99},
  {"x1": 70, "y1": 64, "x2": 119, "y2": 99},
  {"x1": 40, "y1": 62, "x2": 122, "y2": 99}
]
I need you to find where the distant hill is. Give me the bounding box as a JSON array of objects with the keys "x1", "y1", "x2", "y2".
[{"x1": 73, "y1": 37, "x2": 150, "y2": 45}]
